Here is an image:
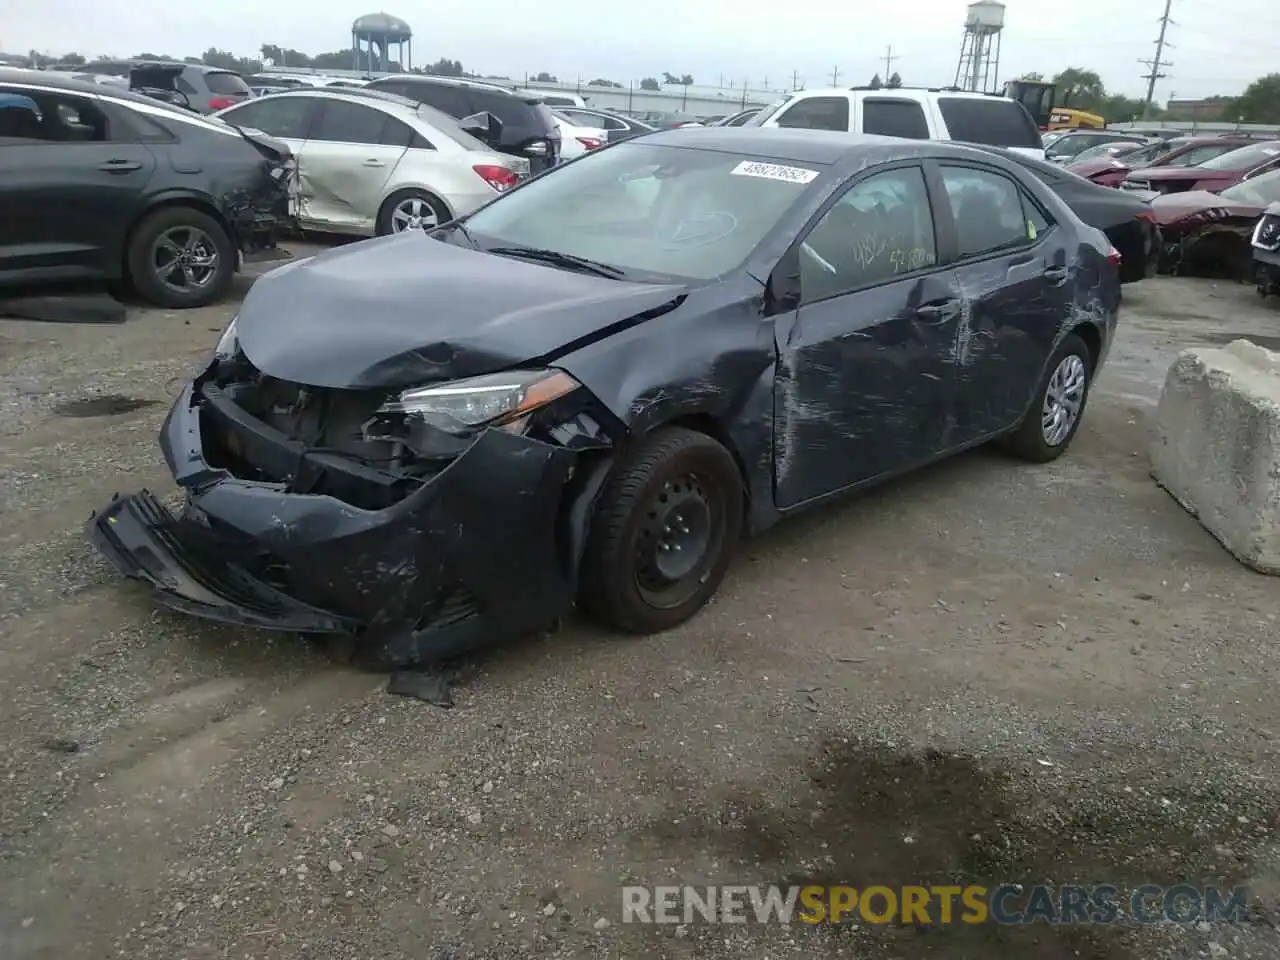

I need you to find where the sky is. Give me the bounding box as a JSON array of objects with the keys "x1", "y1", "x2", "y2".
[{"x1": 3, "y1": 0, "x2": 1275, "y2": 101}]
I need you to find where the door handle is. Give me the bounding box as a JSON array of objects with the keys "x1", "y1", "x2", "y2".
[
  {"x1": 99, "y1": 159, "x2": 142, "y2": 173},
  {"x1": 1043, "y1": 265, "x2": 1069, "y2": 286},
  {"x1": 362, "y1": 159, "x2": 386, "y2": 167},
  {"x1": 915, "y1": 298, "x2": 959, "y2": 321}
]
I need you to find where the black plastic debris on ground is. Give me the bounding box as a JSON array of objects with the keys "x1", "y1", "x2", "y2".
[
  {"x1": 387, "y1": 671, "x2": 455, "y2": 708},
  {"x1": 53, "y1": 395, "x2": 161, "y2": 418},
  {"x1": 0, "y1": 292, "x2": 127, "y2": 325}
]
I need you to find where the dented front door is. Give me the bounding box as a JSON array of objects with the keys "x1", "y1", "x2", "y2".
[{"x1": 772, "y1": 163, "x2": 962, "y2": 510}]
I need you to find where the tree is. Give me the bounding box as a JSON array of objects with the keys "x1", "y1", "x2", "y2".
[
  {"x1": 679, "y1": 73, "x2": 693, "y2": 86},
  {"x1": 588, "y1": 78, "x2": 622, "y2": 88},
  {"x1": 869, "y1": 73, "x2": 882, "y2": 89},
  {"x1": 1016, "y1": 72, "x2": 1044, "y2": 82},
  {"x1": 261, "y1": 44, "x2": 313, "y2": 68},
  {"x1": 201, "y1": 47, "x2": 261, "y2": 74},
  {"x1": 640, "y1": 77, "x2": 660, "y2": 90},
  {"x1": 424, "y1": 57, "x2": 465, "y2": 78},
  {"x1": 887, "y1": 72, "x2": 902, "y2": 88},
  {"x1": 1051, "y1": 68, "x2": 1105, "y2": 109},
  {"x1": 1230, "y1": 74, "x2": 1280, "y2": 124},
  {"x1": 533, "y1": 71, "x2": 557, "y2": 82},
  {"x1": 59, "y1": 52, "x2": 85, "y2": 66},
  {"x1": 311, "y1": 50, "x2": 354, "y2": 70},
  {"x1": 662, "y1": 71, "x2": 679, "y2": 84}
]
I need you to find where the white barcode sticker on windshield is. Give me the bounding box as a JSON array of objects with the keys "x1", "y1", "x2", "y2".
[{"x1": 730, "y1": 160, "x2": 819, "y2": 184}]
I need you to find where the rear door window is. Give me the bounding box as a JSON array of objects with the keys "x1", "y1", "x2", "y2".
[
  {"x1": 311, "y1": 100, "x2": 391, "y2": 144},
  {"x1": 775, "y1": 96, "x2": 850, "y2": 132},
  {"x1": 936, "y1": 97, "x2": 1041, "y2": 148},
  {"x1": 940, "y1": 166, "x2": 1040, "y2": 258},
  {"x1": 381, "y1": 114, "x2": 432, "y2": 149},
  {"x1": 204, "y1": 71, "x2": 250, "y2": 95},
  {"x1": 393, "y1": 82, "x2": 471, "y2": 118},
  {"x1": 860, "y1": 99, "x2": 930, "y2": 139}
]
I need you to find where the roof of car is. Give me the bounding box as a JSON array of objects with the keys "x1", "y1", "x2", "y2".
[{"x1": 639, "y1": 126, "x2": 1017, "y2": 166}]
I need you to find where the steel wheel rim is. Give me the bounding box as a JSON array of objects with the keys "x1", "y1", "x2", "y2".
[
  {"x1": 633, "y1": 472, "x2": 722, "y2": 610},
  {"x1": 152, "y1": 227, "x2": 219, "y2": 293},
  {"x1": 391, "y1": 196, "x2": 439, "y2": 232},
  {"x1": 1041, "y1": 353, "x2": 1087, "y2": 447}
]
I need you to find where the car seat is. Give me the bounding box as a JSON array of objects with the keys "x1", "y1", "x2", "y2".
[{"x1": 0, "y1": 105, "x2": 43, "y2": 139}]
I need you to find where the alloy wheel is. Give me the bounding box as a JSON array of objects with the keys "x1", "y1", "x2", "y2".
[
  {"x1": 1041, "y1": 353, "x2": 1087, "y2": 447},
  {"x1": 390, "y1": 196, "x2": 440, "y2": 232},
  {"x1": 152, "y1": 227, "x2": 219, "y2": 293}
]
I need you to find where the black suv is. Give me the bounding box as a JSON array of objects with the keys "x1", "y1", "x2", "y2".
[{"x1": 366, "y1": 75, "x2": 561, "y2": 173}]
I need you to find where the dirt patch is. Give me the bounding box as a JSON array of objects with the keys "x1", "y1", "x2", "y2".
[
  {"x1": 52, "y1": 395, "x2": 161, "y2": 418},
  {"x1": 630, "y1": 737, "x2": 1276, "y2": 958}
]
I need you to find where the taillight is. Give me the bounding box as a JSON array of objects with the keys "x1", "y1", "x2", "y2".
[
  {"x1": 575, "y1": 136, "x2": 602, "y2": 150},
  {"x1": 208, "y1": 96, "x2": 237, "y2": 111},
  {"x1": 473, "y1": 164, "x2": 519, "y2": 192},
  {"x1": 1107, "y1": 247, "x2": 1123, "y2": 267}
]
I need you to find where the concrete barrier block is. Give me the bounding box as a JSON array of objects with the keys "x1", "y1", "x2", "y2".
[{"x1": 1151, "y1": 339, "x2": 1280, "y2": 574}]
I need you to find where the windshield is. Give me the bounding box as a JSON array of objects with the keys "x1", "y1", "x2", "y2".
[
  {"x1": 460, "y1": 141, "x2": 823, "y2": 280},
  {"x1": 1124, "y1": 140, "x2": 1179, "y2": 166},
  {"x1": 1199, "y1": 142, "x2": 1280, "y2": 171},
  {"x1": 747, "y1": 97, "x2": 791, "y2": 126},
  {"x1": 1219, "y1": 169, "x2": 1280, "y2": 206},
  {"x1": 1073, "y1": 142, "x2": 1141, "y2": 163},
  {"x1": 1167, "y1": 143, "x2": 1246, "y2": 168}
]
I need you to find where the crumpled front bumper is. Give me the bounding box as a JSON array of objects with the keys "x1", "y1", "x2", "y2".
[{"x1": 87, "y1": 383, "x2": 580, "y2": 665}]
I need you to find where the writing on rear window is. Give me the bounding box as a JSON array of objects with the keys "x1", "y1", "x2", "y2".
[{"x1": 731, "y1": 160, "x2": 819, "y2": 184}]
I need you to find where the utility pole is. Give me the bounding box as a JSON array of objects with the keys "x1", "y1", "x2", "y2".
[
  {"x1": 791, "y1": 69, "x2": 801, "y2": 90},
  {"x1": 1139, "y1": 0, "x2": 1174, "y2": 118},
  {"x1": 883, "y1": 45, "x2": 899, "y2": 79},
  {"x1": 830, "y1": 65, "x2": 840, "y2": 86}
]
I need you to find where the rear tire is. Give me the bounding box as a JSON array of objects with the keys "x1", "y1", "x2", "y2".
[
  {"x1": 998, "y1": 333, "x2": 1093, "y2": 463},
  {"x1": 579, "y1": 427, "x2": 743, "y2": 634},
  {"x1": 126, "y1": 207, "x2": 235, "y2": 309},
  {"x1": 376, "y1": 190, "x2": 449, "y2": 236}
]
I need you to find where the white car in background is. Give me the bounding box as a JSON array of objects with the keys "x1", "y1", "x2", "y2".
[
  {"x1": 217, "y1": 87, "x2": 528, "y2": 236},
  {"x1": 551, "y1": 111, "x2": 607, "y2": 159}
]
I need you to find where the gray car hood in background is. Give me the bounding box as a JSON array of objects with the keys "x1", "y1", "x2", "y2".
[{"x1": 234, "y1": 232, "x2": 686, "y2": 390}]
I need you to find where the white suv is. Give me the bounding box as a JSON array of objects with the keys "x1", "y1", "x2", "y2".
[{"x1": 749, "y1": 86, "x2": 1045, "y2": 160}]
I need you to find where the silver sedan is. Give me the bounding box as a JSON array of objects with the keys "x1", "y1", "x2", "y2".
[{"x1": 217, "y1": 88, "x2": 528, "y2": 236}]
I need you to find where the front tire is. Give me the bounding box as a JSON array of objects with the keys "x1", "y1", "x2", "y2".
[
  {"x1": 376, "y1": 190, "x2": 449, "y2": 236},
  {"x1": 999, "y1": 333, "x2": 1093, "y2": 463},
  {"x1": 579, "y1": 427, "x2": 744, "y2": 634},
  {"x1": 126, "y1": 207, "x2": 235, "y2": 309}
]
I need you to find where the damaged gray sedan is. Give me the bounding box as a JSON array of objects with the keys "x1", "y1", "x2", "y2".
[{"x1": 88, "y1": 128, "x2": 1121, "y2": 666}]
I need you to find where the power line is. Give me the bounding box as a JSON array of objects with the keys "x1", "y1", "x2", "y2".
[
  {"x1": 1139, "y1": 0, "x2": 1175, "y2": 117},
  {"x1": 883, "y1": 45, "x2": 900, "y2": 79}
]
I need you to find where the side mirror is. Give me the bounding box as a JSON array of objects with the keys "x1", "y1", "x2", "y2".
[
  {"x1": 765, "y1": 251, "x2": 801, "y2": 314},
  {"x1": 460, "y1": 111, "x2": 503, "y2": 144}
]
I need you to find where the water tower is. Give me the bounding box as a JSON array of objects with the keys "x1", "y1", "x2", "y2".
[
  {"x1": 953, "y1": 1, "x2": 1005, "y2": 93},
  {"x1": 351, "y1": 12, "x2": 412, "y2": 73}
]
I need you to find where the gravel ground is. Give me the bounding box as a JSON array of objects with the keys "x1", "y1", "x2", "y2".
[{"x1": 1, "y1": 257, "x2": 1279, "y2": 960}]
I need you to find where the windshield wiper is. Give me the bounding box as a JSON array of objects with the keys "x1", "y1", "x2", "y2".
[{"x1": 487, "y1": 246, "x2": 626, "y2": 279}]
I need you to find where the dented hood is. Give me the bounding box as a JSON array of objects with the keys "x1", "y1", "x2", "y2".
[
  {"x1": 1152, "y1": 190, "x2": 1264, "y2": 226},
  {"x1": 235, "y1": 231, "x2": 686, "y2": 390},
  {"x1": 1130, "y1": 166, "x2": 1236, "y2": 185}
]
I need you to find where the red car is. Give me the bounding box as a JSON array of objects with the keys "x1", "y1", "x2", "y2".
[
  {"x1": 1069, "y1": 136, "x2": 1257, "y2": 188},
  {"x1": 1149, "y1": 167, "x2": 1280, "y2": 276},
  {"x1": 1121, "y1": 140, "x2": 1280, "y2": 195}
]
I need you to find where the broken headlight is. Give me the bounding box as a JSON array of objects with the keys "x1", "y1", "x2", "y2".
[
  {"x1": 214, "y1": 316, "x2": 239, "y2": 359},
  {"x1": 364, "y1": 368, "x2": 580, "y2": 443}
]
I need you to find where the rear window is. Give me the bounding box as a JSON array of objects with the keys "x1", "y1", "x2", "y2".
[
  {"x1": 861, "y1": 99, "x2": 930, "y2": 140},
  {"x1": 937, "y1": 97, "x2": 1041, "y2": 149},
  {"x1": 205, "y1": 71, "x2": 250, "y2": 95},
  {"x1": 470, "y1": 89, "x2": 536, "y2": 128}
]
